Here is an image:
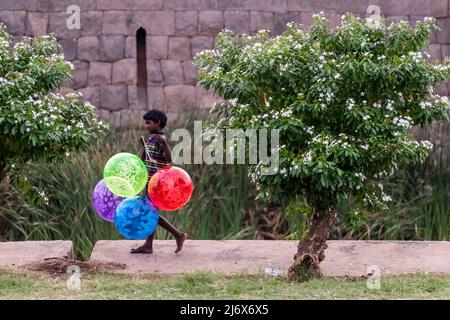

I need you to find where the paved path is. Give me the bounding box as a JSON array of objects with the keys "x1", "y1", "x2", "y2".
[
  {"x1": 90, "y1": 240, "x2": 450, "y2": 277},
  {"x1": 0, "y1": 240, "x2": 73, "y2": 268}
]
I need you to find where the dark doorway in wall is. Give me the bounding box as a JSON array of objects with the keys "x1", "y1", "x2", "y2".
[{"x1": 136, "y1": 27, "x2": 147, "y2": 107}]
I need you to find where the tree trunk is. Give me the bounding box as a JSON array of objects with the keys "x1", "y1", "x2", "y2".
[{"x1": 288, "y1": 206, "x2": 337, "y2": 281}]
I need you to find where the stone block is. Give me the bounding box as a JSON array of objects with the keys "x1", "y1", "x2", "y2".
[
  {"x1": 148, "y1": 85, "x2": 166, "y2": 109},
  {"x1": 175, "y1": 10, "x2": 198, "y2": 36},
  {"x1": 81, "y1": 11, "x2": 103, "y2": 36},
  {"x1": 217, "y1": 0, "x2": 288, "y2": 13},
  {"x1": 70, "y1": 60, "x2": 88, "y2": 89},
  {"x1": 437, "y1": 17, "x2": 450, "y2": 44},
  {"x1": 168, "y1": 36, "x2": 191, "y2": 60},
  {"x1": 79, "y1": 86, "x2": 100, "y2": 107},
  {"x1": 103, "y1": 11, "x2": 137, "y2": 35},
  {"x1": 39, "y1": 0, "x2": 96, "y2": 11},
  {"x1": 100, "y1": 85, "x2": 129, "y2": 111},
  {"x1": 97, "y1": 0, "x2": 163, "y2": 10},
  {"x1": 164, "y1": 0, "x2": 217, "y2": 10},
  {"x1": 182, "y1": 60, "x2": 198, "y2": 85},
  {"x1": 112, "y1": 58, "x2": 137, "y2": 84},
  {"x1": 199, "y1": 10, "x2": 224, "y2": 35},
  {"x1": 0, "y1": 0, "x2": 39, "y2": 10},
  {"x1": 191, "y1": 36, "x2": 214, "y2": 57},
  {"x1": 0, "y1": 11, "x2": 26, "y2": 36},
  {"x1": 147, "y1": 36, "x2": 168, "y2": 60},
  {"x1": 274, "y1": 11, "x2": 301, "y2": 35},
  {"x1": 147, "y1": 60, "x2": 164, "y2": 84},
  {"x1": 59, "y1": 38, "x2": 77, "y2": 60},
  {"x1": 89, "y1": 62, "x2": 112, "y2": 85},
  {"x1": 164, "y1": 85, "x2": 196, "y2": 110},
  {"x1": 250, "y1": 11, "x2": 274, "y2": 33},
  {"x1": 135, "y1": 11, "x2": 174, "y2": 35},
  {"x1": 224, "y1": 11, "x2": 250, "y2": 34},
  {"x1": 99, "y1": 36, "x2": 125, "y2": 62},
  {"x1": 161, "y1": 60, "x2": 184, "y2": 84},
  {"x1": 125, "y1": 36, "x2": 136, "y2": 58},
  {"x1": 25, "y1": 12, "x2": 48, "y2": 36},
  {"x1": 78, "y1": 36, "x2": 99, "y2": 61}
]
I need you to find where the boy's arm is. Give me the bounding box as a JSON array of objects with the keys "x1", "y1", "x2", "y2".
[
  {"x1": 163, "y1": 138, "x2": 172, "y2": 163},
  {"x1": 157, "y1": 135, "x2": 172, "y2": 163}
]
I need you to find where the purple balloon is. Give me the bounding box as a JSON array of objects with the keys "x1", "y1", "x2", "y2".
[{"x1": 91, "y1": 179, "x2": 124, "y2": 222}]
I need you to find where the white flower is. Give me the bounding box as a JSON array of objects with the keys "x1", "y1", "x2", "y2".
[
  {"x1": 228, "y1": 98, "x2": 238, "y2": 106},
  {"x1": 419, "y1": 101, "x2": 432, "y2": 109},
  {"x1": 346, "y1": 98, "x2": 355, "y2": 110},
  {"x1": 393, "y1": 116, "x2": 412, "y2": 129},
  {"x1": 382, "y1": 194, "x2": 392, "y2": 202},
  {"x1": 362, "y1": 115, "x2": 371, "y2": 121},
  {"x1": 420, "y1": 140, "x2": 433, "y2": 150},
  {"x1": 361, "y1": 144, "x2": 369, "y2": 150},
  {"x1": 386, "y1": 100, "x2": 394, "y2": 111},
  {"x1": 65, "y1": 152, "x2": 70, "y2": 157}
]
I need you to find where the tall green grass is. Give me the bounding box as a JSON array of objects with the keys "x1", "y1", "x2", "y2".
[{"x1": 334, "y1": 146, "x2": 450, "y2": 241}]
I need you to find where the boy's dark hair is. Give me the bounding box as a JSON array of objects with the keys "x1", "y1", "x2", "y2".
[{"x1": 143, "y1": 109, "x2": 167, "y2": 128}]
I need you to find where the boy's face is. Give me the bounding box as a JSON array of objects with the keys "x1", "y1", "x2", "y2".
[{"x1": 144, "y1": 119, "x2": 160, "y2": 133}]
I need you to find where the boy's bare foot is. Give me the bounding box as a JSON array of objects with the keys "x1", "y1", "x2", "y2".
[
  {"x1": 130, "y1": 244, "x2": 153, "y2": 254},
  {"x1": 175, "y1": 233, "x2": 187, "y2": 253}
]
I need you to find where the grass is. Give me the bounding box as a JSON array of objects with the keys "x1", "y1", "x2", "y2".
[
  {"x1": 1, "y1": 269, "x2": 450, "y2": 300},
  {"x1": 334, "y1": 146, "x2": 450, "y2": 241}
]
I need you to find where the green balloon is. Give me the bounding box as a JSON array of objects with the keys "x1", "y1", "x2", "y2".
[{"x1": 103, "y1": 153, "x2": 148, "y2": 197}]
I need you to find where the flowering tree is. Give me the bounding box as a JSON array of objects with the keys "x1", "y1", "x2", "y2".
[
  {"x1": 0, "y1": 25, "x2": 108, "y2": 203},
  {"x1": 194, "y1": 13, "x2": 450, "y2": 280}
]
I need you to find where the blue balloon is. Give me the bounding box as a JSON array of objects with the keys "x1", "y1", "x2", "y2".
[{"x1": 114, "y1": 196, "x2": 159, "y2": 240}]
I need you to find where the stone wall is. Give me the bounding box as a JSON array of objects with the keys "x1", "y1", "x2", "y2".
[{"x1": 1, "y1": 0, "x2": 450, "y2": 128}]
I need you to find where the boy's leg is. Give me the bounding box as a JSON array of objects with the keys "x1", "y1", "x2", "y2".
[
  {"x1": 130, "y1": 232, "x2": 154, "y2": 254},
  {"x1": 158, "y1": 215, "x2": 187, "y2": 253}
]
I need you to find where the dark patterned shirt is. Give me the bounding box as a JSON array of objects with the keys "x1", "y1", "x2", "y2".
[{"x1": 144, "y1": 133, "x2": 169, "y2": 178}]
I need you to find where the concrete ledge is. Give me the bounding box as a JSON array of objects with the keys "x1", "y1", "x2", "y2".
[
  {"x1": 89, "y1": 240, "x2": 450, "y2": 277},
  {"x1": 0, "y1": 240, "x2": 73, "y2": 268}
]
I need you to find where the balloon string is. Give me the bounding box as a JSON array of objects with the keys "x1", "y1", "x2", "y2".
[{"x1": 141, "y1": 136, "x2": 152, "y2": 161}]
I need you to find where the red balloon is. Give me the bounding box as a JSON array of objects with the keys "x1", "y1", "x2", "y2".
[{"x1": 148, "y1": 166, "x2": 194, "y2": 211}]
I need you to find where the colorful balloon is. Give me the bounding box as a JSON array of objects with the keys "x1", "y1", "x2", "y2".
[
  {"x1": 103, "y1": 152, "x2": 148, "y2": 197},
  {"x1": 148, "y1": 166, "x2": 193, "y2": 211},
  {"x1": 91, "y1": 179, "x2": 124, "y2": 222},
  {"x1": 114, "y1": 196, "x2": 159, "y2": 240}
]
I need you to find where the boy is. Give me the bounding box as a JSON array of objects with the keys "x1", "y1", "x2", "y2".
[{"x1": 131, "y1": 109, "x2": 187, "y2": 254}]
